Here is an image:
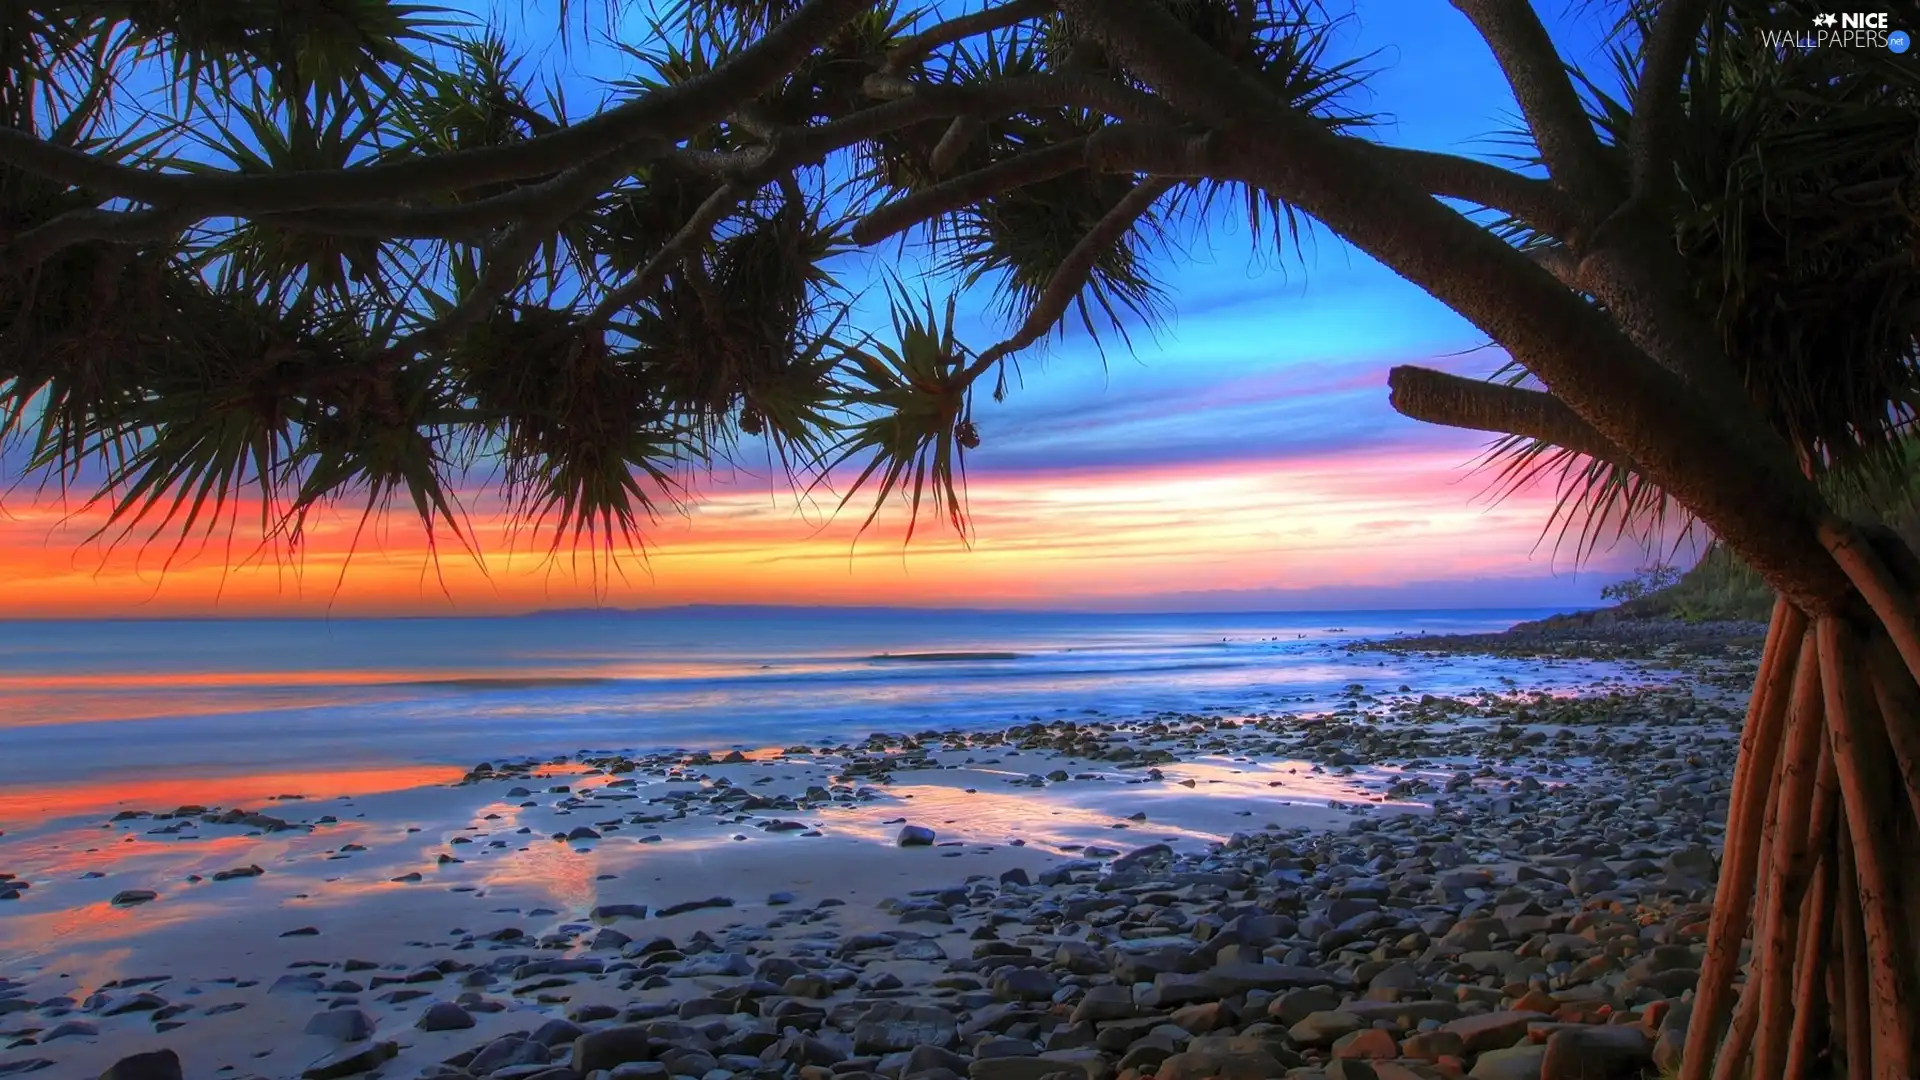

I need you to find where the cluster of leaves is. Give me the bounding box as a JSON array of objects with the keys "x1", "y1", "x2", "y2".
[
  {"x1": 1675, "y1": 4, "x2": 1920, "y2": 488},
  {"x1": 1599, "y1": 560, "x2": 1682, "y2": 602},
  {"x1": 0, "y1": 0, "x2": 1372, "y2": 574},
  {"x1": 1476, "y1": 0, "x2": 1920, "y2": 560}
]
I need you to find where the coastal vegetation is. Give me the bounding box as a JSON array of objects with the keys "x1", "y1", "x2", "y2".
[
  {"x1": 0, "y1": 1, "x2": 1914, "y2": 1077},
  {"x1": 1602, "y1": 549, "x2": 1773, "y2": 625}
]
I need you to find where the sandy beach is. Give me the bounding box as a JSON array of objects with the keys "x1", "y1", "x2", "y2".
[{"x1": 0, "y1": 623, "x2": 1763, "y2": 1080}]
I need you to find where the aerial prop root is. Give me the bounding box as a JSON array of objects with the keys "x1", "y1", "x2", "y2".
[{"x1": 1680, "y1": 523, "x2": 1920, "y2": 1080}]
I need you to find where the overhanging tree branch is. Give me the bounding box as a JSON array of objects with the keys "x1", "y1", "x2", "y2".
[
  {"x1": 0, "y1": 0, "x2": 873, "y2": 218},
  {"x1": 1527, "y1": 244, "x2": 1584, "y2": 289},
  {"x1": 587, "y1": 181, "x2": 749, "y2": 327},
  {"x1": 884, "y1": 0, "x2": 1057, "y2": 73},
  {"x1": 6, "y1": 88, "x2": 1034, "y2": 263},
  {"x1": 863, "y1": 70, "x2": 1179, "y2": 128},
  {"x1": 3, "y1": 203, "x2": 206, "y2": 262},
  {"x1": 1370, "y1": 145, "x2": 1590, "y2": 242},
  {"x1": 1083, "y1": 124, "x2": 1224, "y2": 176},
  {"x1": 1630, "y1": 0, "x2": 1711, "y2": 201},
  {"x1": 387, "y1": 152, "x2": 644, "y2": 359},
  {"x1": 1448, "y1": 0, "x2": 1620, "y2": 209},
  {"x1": 852, "y1": 137, "x2": 1092, "y2": 245},
  {"x1": 1387, "y1": 365, "x2": 1632, "y2": 467},
  {"x1": 963, "y1": 176, "x2": 1177, "y2": 386}
]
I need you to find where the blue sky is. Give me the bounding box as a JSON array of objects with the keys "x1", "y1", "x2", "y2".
[{"x1": 2, "y1": 1, "x2": 1681, "y2": 617}]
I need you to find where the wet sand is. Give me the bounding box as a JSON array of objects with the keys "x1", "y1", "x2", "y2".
[{"x1": 0, "y1": 645, "x2": 1746, "y2": 1080}]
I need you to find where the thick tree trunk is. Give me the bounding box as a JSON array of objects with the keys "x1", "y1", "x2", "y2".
[{"x1": 1680, "y1": 527, "x2": 1920, "y2": 1080}]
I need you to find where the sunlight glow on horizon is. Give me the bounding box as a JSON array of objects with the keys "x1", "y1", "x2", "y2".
[
  {"x1": 0, "y1": 2, "x2": 1646, "y2": 619},
  {"x1": 0, "y1": 436, "x2": 1633, "y2": 618}
]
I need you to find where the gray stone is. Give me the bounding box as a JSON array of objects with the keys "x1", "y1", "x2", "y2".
[
  {"x1": 416, "y1": 1001, "x2": 475, "y2": 1031},
  {"x1": 1443, "y1": 1010, "x2": 1545, "y2": 1053},
  {"x1": 1288, "y1": 1011, "x2": 1365, "y2": 1048},
  {"x1": 301, "y1": 1041, "x2": 398, "y2": 1080},
  {"x1": 667, "y1": 952, "x2": 753, "y2": 978},
  {"x1": 1467, "y1": 1044, "x2": 1548, "y2": 1080},
  {"x1": 98, "y1": 1050, "x2": 182, "y2": 1080},
  {"x1": 1540, "y1": 1025, "x2": 1653, "y2": 1080},
  {"x1": 991, "y1": 968, "x2": 1058, "y2": 1003},
  {"x1": 855, "y1": 1002, "x2": 959, "y2": 1052},
  {"x1": 1201, "y1": 961, "x2": 1349, "y2": 996},
  {"x1": 303, "y1": 1008, "x2": 375, "y2": 1042},
  {"x1": 469, "y1": 1036, "x2": 551, "y2": 1074},
  {"x1": 575, "y1": 1026, "x2": 655, "y2": 1074},
  {"x1": 1267, "y1": 988, "x2": 1342, "y2": 1027},
  {"x1": 1070, "y1": 985, "x2": 1136, "y2": 1023}
]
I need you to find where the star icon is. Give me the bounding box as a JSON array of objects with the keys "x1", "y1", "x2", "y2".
[{"x1": 1813, "y1": 13, "x2": 1838, "y2": 26}]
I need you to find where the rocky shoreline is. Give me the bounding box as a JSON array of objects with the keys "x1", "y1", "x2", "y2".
[
  {"x1": 1, "y1": 633, "x2": 1760, "y2": 1080},
  {"x1": 1361, "y1": 617, "x2": 1767, "y2": 664}
]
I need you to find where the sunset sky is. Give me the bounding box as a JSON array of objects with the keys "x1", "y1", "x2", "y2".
[{"x1": 0, "y1": 1, "x2": 1681, "y2": 619}]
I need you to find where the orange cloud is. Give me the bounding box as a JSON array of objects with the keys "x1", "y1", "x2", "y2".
[{"x1": 0, "y1": 439, "x2": 1602, "y2": 618}]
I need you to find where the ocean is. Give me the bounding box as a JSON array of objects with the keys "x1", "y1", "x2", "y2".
[{"x1": 0, "y1": 606, "x2": 1579, "y2": 789}]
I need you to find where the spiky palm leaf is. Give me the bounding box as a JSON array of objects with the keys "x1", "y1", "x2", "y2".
[
  {"x1": 819, "y1": 286, "x2": 977, "y2": 542},
  {"x1": 103, "y1": 0, "x2": 455, "y2": 113},
  {"x1": 187, "y1": 92, "x2": 397, "y2": 305},
  {"x1": 1472, "y1": 0, "x2": 1920, "y2": 557},
  {"x1": 1156, "y1": 0, "x2": 1380, "y2": 260}
]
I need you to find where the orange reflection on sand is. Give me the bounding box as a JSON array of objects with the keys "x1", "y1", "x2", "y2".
[
  {"x1": 0, "y1": 898, "x2": 219, "y2": 960},
  {"x1": 831, "y1": 758, "x2": 1422, "y2": 851},
  {"x1": 0, "y1": 669, "x2": 552, "y2": 692},
  {"x1": 478, "y1": 831, "x2": 604, "y2": 913},
  {"x1": 12, "y1": 831, "x2": 264, "y2": 878},
  {"x1": 1164, "y1": 757, "x2": 1417, "y2": 803},
  {"x1": 55, "y1": 946, "x2": 136, "y2": 998},
  {"x1": 828, "y1": 782, "x2": 1226, "y2": 850},
  {"x1": 0, "y1": 764, "x2": 466, "y2": 826}
]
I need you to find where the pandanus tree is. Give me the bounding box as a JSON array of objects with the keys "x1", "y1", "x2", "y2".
[{"x1": 0, "y1": 0, "x2": 1915, "y2": 1073}]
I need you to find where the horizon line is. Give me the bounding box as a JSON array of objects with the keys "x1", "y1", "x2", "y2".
[{"x1": 0, "y1": 600, "x2": 1591, "y2": 624}]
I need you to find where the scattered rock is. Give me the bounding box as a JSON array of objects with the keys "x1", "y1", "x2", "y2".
[
  {"x1": 98, "y1": 1050, "x2": 182, "y2": 1080},
  {"x1": 416, "y1": 1001, "x2": 474, "y2": 1031},
  {"x1": 303, "y1": 1008, "x2": 375, "y2": 1042},
  {"x1": 300, "y1": 1041, "x2": 398, "y2": 1080}
]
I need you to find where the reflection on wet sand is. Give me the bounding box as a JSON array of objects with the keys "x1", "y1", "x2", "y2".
[
  {"x1": 0, "y1": 718, "x2": 1484, "y2": 1080},
  {"x1": 0, "y1": 745, "x2": 1406, "y2": 967},
  {"x1": 0, "y1": 764, "x2": 468, "y2": 828}
]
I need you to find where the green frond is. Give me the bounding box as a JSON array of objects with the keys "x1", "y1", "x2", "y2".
[
  {"x1": 1162, "y1": 0, "x2": 1380, "y2": 263},
  {"x1": 286, "y1": 380, "x2": 470, "y2": 558},
  {"x1": 1473, "y1": 431, "x2": 1689, "y2": 565},
  {"x1": 1475, "y1": 0, "x2": 1918, "y2": 552},
  {"x1": 948, "y1": 168, "x2": 1171, "y2": 353},
  {"x1": 451, "y1": 306, "x2": 685, "y2": 557},
  {"x1": 184, "y1": 92, "x2": 398, "y2": 304},
  {"x1": 818, "y1": 285, "x2": 977, "y2": 543},
  {"x1": 605, "y1": 177, "x2": 850, "y2": 454},
  {"x1": 1672, "y1": 8, "x2": 1920, "y2": 489},
  {"x1": 384, "y1": 33, "x2": 553, "y2": 157},
  {"x1": 105, "y1": 0, "x2": 457, "y2": 110},
  {"x1": 660, "y1": 0, "x2": 811, "y2": 37}
]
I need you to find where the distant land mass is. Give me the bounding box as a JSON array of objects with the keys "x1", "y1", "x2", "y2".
[{"x1": 519, "y1": 600, "x2": 1580, "y2": 619}]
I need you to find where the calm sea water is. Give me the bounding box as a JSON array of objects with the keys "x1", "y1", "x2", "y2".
[{"x1": 0, "y1": 607, "x2": 1575, "y2": 787}]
